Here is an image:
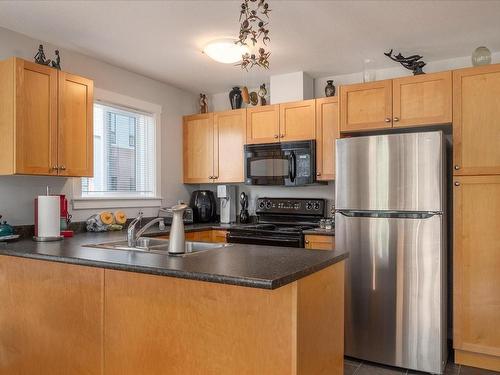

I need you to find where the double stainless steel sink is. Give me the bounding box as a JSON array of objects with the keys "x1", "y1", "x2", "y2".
[{"x1": 87, "y1": 237, "x2": 231, "y2": 256}]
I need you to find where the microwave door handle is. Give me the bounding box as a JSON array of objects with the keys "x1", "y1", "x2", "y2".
[
  {"x1": 290, "y1": 151, "x2": 297, "y2": 182},
  {"x1": 288, "y1": 152, "x2": 294, "y2": 182}
]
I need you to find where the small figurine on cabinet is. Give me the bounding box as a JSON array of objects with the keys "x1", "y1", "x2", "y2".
[
  {"x1": 34, "y1": 44, "x2": 51, "y2": 66},
  {"x1": 51, "y1": 50, "x2": 61, "y2": 70},
  {"x1": 258, "y1": 83, "x2": 267, "y2": 106},
  {"x1": 199, "y1": 94, "x2": 208, "y2": 114}
]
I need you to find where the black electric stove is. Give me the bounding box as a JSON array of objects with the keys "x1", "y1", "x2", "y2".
[{"x1": 227, "y1": 198, "x2": 326, "y2": 248}]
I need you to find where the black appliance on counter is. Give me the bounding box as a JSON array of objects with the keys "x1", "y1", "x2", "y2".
[
  {"x1": 189, "y1": 190, "x2": 216, "y2": 223},
  {"x1": 227, "y1": 197, "x2": 325, "y2": 247},
  {"x1": 244, "y1": 140, "x2": 316, "y2": 186}
]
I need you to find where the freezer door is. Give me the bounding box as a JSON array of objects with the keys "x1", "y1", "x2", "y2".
[
  {"x1": 336, "y1": 212, "x2": 446, "y2": 374},
  {"x1": 336, "y1": 131, "x2": 444, "y2": 212}
]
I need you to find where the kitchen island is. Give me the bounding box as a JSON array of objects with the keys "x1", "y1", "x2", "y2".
[{"x1": 0, "y1": 231, "x2": 347, "y2": 375}]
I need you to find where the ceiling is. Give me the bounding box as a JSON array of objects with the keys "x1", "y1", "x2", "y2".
[{"x1": 0, "y1": 0, "x2": 499, "y2": 94}]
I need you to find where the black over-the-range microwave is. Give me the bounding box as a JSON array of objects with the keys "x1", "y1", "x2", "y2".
[{"x1": 244, "y1": 140, "x2": 318, "y2": 186}]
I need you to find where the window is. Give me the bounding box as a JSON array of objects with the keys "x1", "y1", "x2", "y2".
[{"x1": 82, "y1": 102, "x2": 156, "y2": 197}]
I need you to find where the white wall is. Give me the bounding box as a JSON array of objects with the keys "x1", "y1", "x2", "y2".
[{"x1": 0, "y1": 27, "x2": 198, "y2": 225}]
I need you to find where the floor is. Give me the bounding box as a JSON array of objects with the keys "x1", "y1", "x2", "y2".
[{"x1": 344, "y1": 356, "x2": 500, "y2": 375}]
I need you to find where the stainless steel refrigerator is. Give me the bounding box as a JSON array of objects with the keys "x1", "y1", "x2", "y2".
[{"x1": 335, "y1": 131, "x2": 447, "y2": 374}]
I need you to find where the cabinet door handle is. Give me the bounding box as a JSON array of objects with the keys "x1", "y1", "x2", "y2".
[
  {"x1": 59, "y1": 165, "x2": 66, "y2": 171},
  {"x1": 454, "y1": 165, "x2": 460, "y2": 170},
  {"x1": 280, "y1": 134, "x2": 285, "y2": 138},
  {"x1": 305, "y1": 240, "x2": 310, "y2": 244},
  {"x1": 454, "y1": 181, "x2": 460, "y2": 187},
  {"x1": 385, "y1": 118, "x2": 391, "y2": 123},
  {"x1": 208, "y1": 176, "x2": 213, "y2": 179},
  {"x1": 51, "y1": 166, "x2": 59, "y2": 171},
  {"x1": 393, "y1": 117, "x2": 400, "y2": 122},
  {"x1": 274, "y1": 135, "x2": 279, "y2": 138},
  {"x1": 316, "y1": 172, "x2": 321, "y2": 176}
]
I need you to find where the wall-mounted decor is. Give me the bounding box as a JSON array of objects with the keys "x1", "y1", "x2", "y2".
[
  {"x1": 472, "y1": 46, "x2": 492, "y2": 66},
  {"x1": 236, "y1": 0, "x2": 271, "y2": 70},
  {"x1": 325, "y1": 80, "x2": 336, "y2": 97},
  {"x1": 258, "y1": 84, "x2": 267, "y2": 106},
  {"x1": 384, "y1": 49, "x2": 426, "y2": 75},
  {"x1": 34, "y1": 44, "x2": 51, "y2": 66},
  {"x1": 199, "y1": 94, "x2": 208, "y2": 114},
  {"x1": 229, "y1": 86, "x2": 243, "y2": 109}
]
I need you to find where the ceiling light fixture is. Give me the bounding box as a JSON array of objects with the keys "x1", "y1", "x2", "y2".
[{"x1": 203, "y1": 38, "x2": 249, "y2": 64}]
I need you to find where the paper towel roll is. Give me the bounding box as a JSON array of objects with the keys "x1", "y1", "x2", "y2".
[{"x1": 37, "y1": 196, "x2": 61, "y2": 238}]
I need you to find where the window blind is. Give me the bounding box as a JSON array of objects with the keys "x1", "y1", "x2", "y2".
[{"x1": 82, "y1": 102, "x2": 156, "y2": 197}]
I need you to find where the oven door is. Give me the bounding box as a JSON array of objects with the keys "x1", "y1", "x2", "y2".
[{"x1": 227, "y1": 232, "x2": 303, "y2": 247}]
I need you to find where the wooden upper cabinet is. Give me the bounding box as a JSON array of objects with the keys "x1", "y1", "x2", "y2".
[
  {"x1": 246, "y1": 104, "x2": 279, "y2": 144},
  {"x1": 279, "y1": 99, "x2": 316, "y2": 141},
  {"x1": 453, "y1": 175, "x2": 500, "y2": 371},
  {"x1": 315, "y1": 97, "x2": 339, "y2": 181},
  {"x1": 0, "y1": 57, "x2": 94, "y2": 177},
  {"x1": 393, "y1": 71, "x2": 452, "y2": 127},
  {"x1": 214, "y1": 109, "x2": 246, "y2": 183},
  {"x1": 340, "y1": 80, "x2": 392, "y2": 132},
  {"x1": 183, "y1": 113, "x2": 214, "y2": 183},
  {"x1": 15, "y1": 59, "x2": 58, "y2": 175},
  {"x1": 453, "y1": 64, "x2": 500, "y2": 176},
  {"x1": 58, "y1": 72, "x2": 94, "y2": 177}
]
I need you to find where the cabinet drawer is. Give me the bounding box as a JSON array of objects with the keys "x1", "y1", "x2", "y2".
[{"x1": 304, "y1": 235, "x2": 335, "y2": 250}]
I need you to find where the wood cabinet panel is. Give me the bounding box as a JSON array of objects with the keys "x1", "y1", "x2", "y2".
[
  {"x1": 183, "y1": 113, "x2": 214, "y2": 183},
  {"x1": 0, "y1": 256, "x2": 103, "y2": 375},
  {"x1": 453, "y1": 175, "x2": 500, "y2": 371},
  {"x1": 15, "y1": 59, "x2": 58, "y2": 175},
  {"x1": 393, "y1": 71, "x2": 452, "y2": 127},
  {"x1": 453, "y1": 64, "x2": 500, "y2": 175},
  {"x1": 211, "y1": 230, "x2": 228, "y2": 243},
  {"x1": 214, "y1": 109, "x2": 246, "y2": 183},
  {"x1": 315, "y1": 97, "x2": 339, "y2": 181},
  {"x1": 57, "y1": 72, "x2": 93, "y2": 177},
  {"x1": 246, "y1": 104, "x2": 280, "y2": 144},
  {"x1": 340, "y1": 80, "x2": 392, "y2": 132},
  {"x1": 304, "y1": 234, "x2": 335, "y2": 250},
  {"x1": 279, "y1": 99, "x2": 316, "y2": 141}
]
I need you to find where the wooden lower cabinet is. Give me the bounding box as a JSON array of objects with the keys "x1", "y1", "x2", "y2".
[
  {"x1": 304, "y1": 234, "x2": 335, "y2": 250},
  {"x1": 0, "y1": 255, "x2": 345, "y2": 375},
  {"x1": 0, "y1": 256, "x2": 103, "y2": 375},
  {"x1": 159, "y1": 229, "x2": 227, "y2": 243},
  {"x1": 453, "y1": 175, "x2": 500, "y2": 372}
]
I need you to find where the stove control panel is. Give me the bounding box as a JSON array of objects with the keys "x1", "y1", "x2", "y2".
[{"x1": 256, "y1": 198, "x2": 325, "y2": 216}]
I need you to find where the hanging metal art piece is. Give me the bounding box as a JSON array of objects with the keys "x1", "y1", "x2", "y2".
[
  {"x1": 236, "y1": 0, "x2": 271, "y2": 70},
  {"x1": 384, "y1": 49, "x2": 426, "y2": 75}
]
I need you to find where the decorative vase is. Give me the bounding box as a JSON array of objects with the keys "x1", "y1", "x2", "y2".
[
  {"x1": 325, "y1": 80, "x2": 336, "y2": 97},
  {"x1": 242, "y1": 86, "x2": 250, "y2": 104},
  {"x1": 229, "y1": 87, "x2": 243, "y2": 109},
  {"x1": 472, "y1": 46, "x2": 492, "y2": 66}
]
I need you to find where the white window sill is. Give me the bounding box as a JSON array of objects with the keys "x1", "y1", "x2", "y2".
[{"x1": 72, "y1": 196, "x2": 163, "y2": 210}]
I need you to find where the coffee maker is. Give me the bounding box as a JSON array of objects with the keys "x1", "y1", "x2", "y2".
[{"x1": 217, "y1": 185, "x2": 236, "y2": 224}]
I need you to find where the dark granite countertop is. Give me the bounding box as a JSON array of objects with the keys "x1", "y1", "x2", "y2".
[{"x1": 0, "y1": 228, "x2": 347, "y2": 290}]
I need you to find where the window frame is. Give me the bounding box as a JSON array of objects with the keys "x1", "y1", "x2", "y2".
[{"x1": 72, "y1": 88, "x2": 162, "y2": 210}]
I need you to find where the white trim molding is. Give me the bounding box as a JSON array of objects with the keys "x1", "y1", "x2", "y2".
[{"x1": 72, "y1": 87, "x2": 163, "y2": 210}]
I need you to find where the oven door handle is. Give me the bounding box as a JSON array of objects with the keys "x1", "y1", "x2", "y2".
[
  {"x1": 227, "y1": 234, "x2": 299, "y2": 243},
  {"x1": 288, "y1": 151, "x2": 296, "y2": 183}
]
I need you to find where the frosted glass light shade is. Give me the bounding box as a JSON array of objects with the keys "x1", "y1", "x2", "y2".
[
  {"x1": 472, "y1": 46, "x2": 492, "y2": 66},
  {"x1": 203, "y1": 39, "x2": 249, "y2": 64}
]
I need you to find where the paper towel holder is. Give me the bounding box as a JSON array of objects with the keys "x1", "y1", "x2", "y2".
[{"x1": 33, "y1": 186, "x2": 64, "y2": 242}]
